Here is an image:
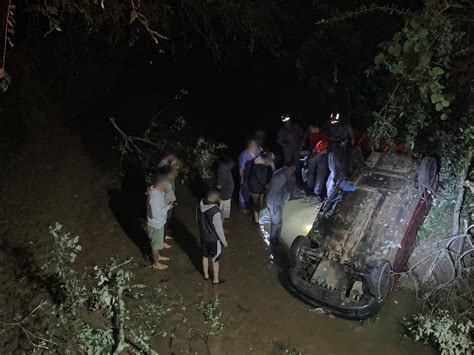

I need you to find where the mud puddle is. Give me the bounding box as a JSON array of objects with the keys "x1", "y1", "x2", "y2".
[{"x1": 138, "y1": 187, "x2": 434, "y2": 355}]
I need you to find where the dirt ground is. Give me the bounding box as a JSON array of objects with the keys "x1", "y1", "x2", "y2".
[{"x1": 0, "y1": 107, "x2": 435, "y2": 354}]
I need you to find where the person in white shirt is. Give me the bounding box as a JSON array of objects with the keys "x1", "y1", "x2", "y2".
[{"x1": 146, "y1": 174, "x2": 174, "y2": 270}]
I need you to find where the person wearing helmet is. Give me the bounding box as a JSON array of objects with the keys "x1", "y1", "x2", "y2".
[
  {"x1": 326, "y1": 113, "x2": 355, "y2": 198},
  {"x1": 277, "y1": 114, "x2": 304, "y2": 169}
]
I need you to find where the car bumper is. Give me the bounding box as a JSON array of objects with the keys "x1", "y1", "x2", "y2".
[{"x1": 288, "y1": 268, "x2": 383, "y2": 320}]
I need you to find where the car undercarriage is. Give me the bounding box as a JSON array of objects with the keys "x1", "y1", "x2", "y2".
[{"x1": 288, "y1": 153, "x2": 438, "y2": 319}]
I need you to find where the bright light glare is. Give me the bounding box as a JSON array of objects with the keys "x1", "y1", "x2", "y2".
[{"x1": 305, "y1": 224, "x2": 313, "y2": 233}]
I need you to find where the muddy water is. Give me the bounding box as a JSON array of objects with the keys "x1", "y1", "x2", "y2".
[{"x1": 155, "y1": 187, "x2": 434, "y2": 355}]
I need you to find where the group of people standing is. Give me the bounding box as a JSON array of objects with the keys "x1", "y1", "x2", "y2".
[
  {"x1": 145, "y1": 151, "x2": 230, "y2": 284},
  {"x1": 235, "y1": 113, "x2": 354, "y2": 243},
  {"x1": 145, "y1": 112, "x2": 355, "y2": 282}
]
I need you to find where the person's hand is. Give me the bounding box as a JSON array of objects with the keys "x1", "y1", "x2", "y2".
[
  {"x1": 167, "y1": 201, "x2": 175, "y2": 209},
  {"x1": 222, "y1": 240, "x2": 228, "y2": 248}
]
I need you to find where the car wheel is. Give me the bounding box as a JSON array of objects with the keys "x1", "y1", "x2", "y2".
[
  {"x1": 366, "y1": 259, "x2": 393, "y2": 299},
  {"x1": 289, "y1": 236, "x2": 310, "y2": 268},
  {"x1": 417, "y1": 156, "x2": 438, "y2": 190}
]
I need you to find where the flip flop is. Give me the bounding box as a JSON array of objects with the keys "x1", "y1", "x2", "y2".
[
  {"x1": 203, "y1": 275, "x2": 210, "y2": 281},
  {"x1": 212, "y1": 279, "x2": 225, "y2": 285},
  {"x1": 152, "y1": 263, "x2": 168, "y2": 270}
]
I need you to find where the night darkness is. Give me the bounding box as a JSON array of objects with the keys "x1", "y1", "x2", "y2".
[{"x1": 1, "y1": 0, "x2": 472, "y2": 353}]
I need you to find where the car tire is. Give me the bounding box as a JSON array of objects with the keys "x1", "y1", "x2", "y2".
[
  {"x1": 417, "y1": 156, "x2": 438, "y2": 190},
  {"x1": 366, "y1": 259, "x2": 393, "y2": 299},
  {"x1": 289, "y1": 236, "x2": 310, "y2": 268}
]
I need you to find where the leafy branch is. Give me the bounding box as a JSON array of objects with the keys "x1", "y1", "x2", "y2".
[{"x1": 315, "y1": 4, "x2": 406, "y2": 25}]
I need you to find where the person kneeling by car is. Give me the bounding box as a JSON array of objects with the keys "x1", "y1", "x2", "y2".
[{"x1": 197, "y1": 187, "x2": 228, "y2": 285}]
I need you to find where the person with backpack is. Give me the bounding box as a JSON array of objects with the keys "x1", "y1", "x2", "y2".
[
  {"x1": 248, "y1": 152, "x2": 274, "y2": 223},
  {"x1": 197, "y1": 187, "x2": 228, "y2": 284}
]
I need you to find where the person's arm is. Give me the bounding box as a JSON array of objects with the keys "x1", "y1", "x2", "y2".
[
  {"x1": 212, "y1": 212, "x2": 228, "y2": 246},
  {"x1": 151, "y1": 195, "x2": 171, "y2": 223},
  {"x1": 287, "y1": 172, "x2": 305, "y2": 198}
]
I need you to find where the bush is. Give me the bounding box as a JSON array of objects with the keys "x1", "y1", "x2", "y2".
[
  {"x1": 197, "y1": 296, "x2": 223, "y2": 335},
  {"x1": 404, "y1": 309, "x2": 473, "y2": 355}
]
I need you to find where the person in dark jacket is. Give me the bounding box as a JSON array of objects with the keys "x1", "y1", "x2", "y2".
[
  {"x1": 197, "y1": 187, "x2": 228, "y2": 284},
  {"x1": 216, "y1": 155, "x2": 235, "y2": 220},
  {"x1": 248, "y1": 152, "x2": 274, "y2": 223},
  {"x1": 327, "y1": 113, "x2": 355, "y2": 197},
  {"x1": 277, "y1": 114, "x2": 304, "y2": 170},
  {"x1": 260, "y1": 161, "x2": 302, "y2": 245}
]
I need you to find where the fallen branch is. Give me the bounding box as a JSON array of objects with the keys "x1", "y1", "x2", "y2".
[
  {"x1": 453, "y1": 168, "x2": 468, "y2": 236},
  {"x1": 315, "y1": 4, "x2": 406, "y2": 25},
  {"x1": 0, "y1": 300, "x2": 57, "y2": 350}
]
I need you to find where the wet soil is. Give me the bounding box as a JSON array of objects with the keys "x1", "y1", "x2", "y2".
[{"x1": 0, "y1": 108, "x2": 435, "y2": 354}]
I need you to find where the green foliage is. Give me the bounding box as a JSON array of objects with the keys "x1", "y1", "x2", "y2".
[
  {"x1": 43, "y1": 224, "x2": 168, "y2": 353},
  {"x1": 404, "y1": 309, "x2": 473, "y2": 354},
  {"x1": 42, "y1": 223, "x2": 227, "y2": 353},
  {"x1": 416, "y1": 180, "x2": 457, "y2": 243},
  {"x1": 43, "y1": 222, "x2": 87, "y2": 317},
  {"x1": 197, "y1": 296, "x2": 223, "y2": 335},
  {"x1": 111, "y1": 102, "x2": 227, "y2": 182},
  {"x1": 367, "y1": 1, "x2": 473, "y2": 173},
  {"x1": 192, "y1": 137, "x2": 227, "y2": 180},
  {"x1": 89, "y1": 259, "x2": 134, "y2": 318},
  {"x1": 77, "y1": 325, "x2": 114, "y2": 355}
]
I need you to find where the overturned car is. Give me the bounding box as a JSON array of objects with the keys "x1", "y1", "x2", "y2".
[{"x1": 288, "y1": 153, "x2": 438, "y2": 320}]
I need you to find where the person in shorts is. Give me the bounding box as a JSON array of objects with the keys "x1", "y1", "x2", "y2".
[
  {"x1": 248, "y1": 151, "x2": 274, "y2": 223},
  {"x1": 146, "y1": 174, "x2": 173, "y2": 270},
  {"x1": 216, "y1": 155, "x2": 235, "y2": 220},
  {"x1": 197, "y1": 187, "x2": 228, "y2": 284}
]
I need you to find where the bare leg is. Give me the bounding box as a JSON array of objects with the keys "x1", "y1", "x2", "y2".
[
  {"x1": 202, "y1": 257, "x2": 209, "y2": 279},
  {"x1": 152, "y1": 250, "x2": 168, "y2": 269},
  {"x1": 253, "y1": 210, "x2": 259, "y2": 224},
  {"x1": 212, "y1": 261, "x2": 220, "y2": 283}
]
